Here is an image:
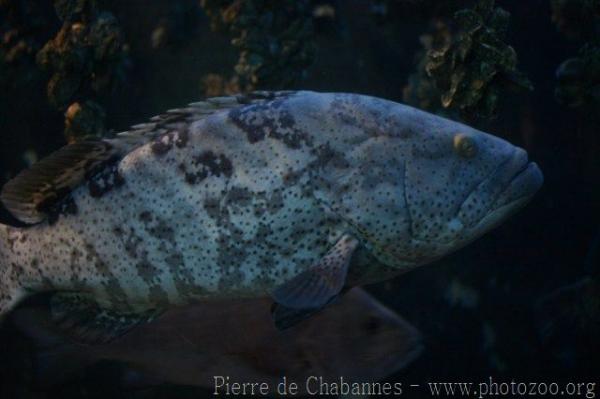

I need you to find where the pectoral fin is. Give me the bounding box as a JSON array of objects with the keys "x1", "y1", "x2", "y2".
[
  {"x1": 271, "y1": 234, "x2": 359, "y2": 329},
  {"x1": 50, "y1": 293, "x2": 162, "y2": 344}
]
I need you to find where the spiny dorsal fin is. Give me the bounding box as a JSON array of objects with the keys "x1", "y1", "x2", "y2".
[
  {"x1": 113, "y1": 91, "x2": 296, "y2": 145},
  {"x1": 1, "y1": 91, "x2": 296, "y2": 224},
  {"x1": 1, "y1": 140, "x2": 118, "y2": 224}
]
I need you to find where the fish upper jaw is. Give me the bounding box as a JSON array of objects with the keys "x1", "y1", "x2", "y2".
[
  {"x1": 492, "y1": 160, "x2": 543, "y2": 210},
  {"x1": 455, "y1": 148, "x2": 543, "y2": 228},
  {"x1": 490, "y1": 147, "x2": 543, "y2": 204},
  {"x1": 479, "y1": 148, "x2": 543, "y2": 221},
  {"x1": 456, "y1": 148, "x2": 543, "y2": 242}
]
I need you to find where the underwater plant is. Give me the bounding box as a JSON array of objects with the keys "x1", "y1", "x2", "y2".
[
  {"x1": 402, "y1": 21, "x2": 454, "y2": 117},
  {"x1": 36, "y1": 0, "x2": 129, "y2": 142},
  {"x1": 200, "y1": 0, "x2": 315, "y2": 92},
  {"x1": 555, "y1": 45, "x2": 600, "y2": 111},
  {"x1": 405, "y1": 0, "x2": 532, "y2": 120},
  {"x1": 552, "y1": 0, "x2": 599, "y2": 113},
  {"x1": 551, "y1": 0, "x2": 599, "y2": 40},
  {"x1": 0, "y1": 0, "x2": 54, "y2": 88}
]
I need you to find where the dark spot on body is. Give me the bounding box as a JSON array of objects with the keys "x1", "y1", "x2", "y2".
[
  {"x1": 247, "y1": 127, "x2": 266, "y2": 143},
  {"x1": 204, "y1": 197, "x2": 222, "y2": 219},
  {"x1": 159, "y1": 241, "x2": 204, "y2": 301},
  {"x1": 311, "y1": 143, "x2": 350, "y2": 169},
  {"x1": 230, "y1": 105, "x2": 268, "y2": 143},
  {"x1": 6, "y1": 233, "x2": 18, "y2": 252},
  {"x1": 185, "y1": 172, "x2": 198, "y2": 185},
  {"x1": 135, "y1": 260, "x2": 161, "y2": 284},
  {"x1": 175, "y1": 129, "x2": 189, "y2": 148},
  {"x1": 149, "y1": 220, "x2": 174, "y2": 242},
  {"x1": 270, "y1": 128, "x2": 309, "y2": 150},
  {"x1": 151, "y1": 130, "x2": 188, "y2": 155},
  {"x1": 278, "y1": 112, "x2": 295, "y2": 129},
  {"x1": 228, "y1": 98, "x2": 312, "y2": 149},
  {"x1": 81, "y1": 241, "x2": 128, "y2": 306},
  {"x1": 282, "y1": 168, "x2": 303, "y2": 186},
  {"x1": 88, "y1": 160, "x2": 125, "y2": 198},
  {"x1": 123, "y1": 228, "x2": 143, "y2": 258},
  {"x1": 40, "y1": 188, "x2": 79, "y2": 225},
  {"x1": 255, "y1": 223, "x2": 273, "y2": 240},
  {"x1": 267, "y1": 190, "x2": 285, "y2": 213},
  {"x1": 165, "y1": 253, "x2": 184, "y2": 268},
  {"x1": 59, "y1": 195, "x2": 79, "y2": 216},
  {"x1": 183, "y1": 151, "x2": 233, "y2": 185},
  {"x1": 139, "y1": 211, "x2": 152, "y2": 223},
  {"x1": 226, "y1": 186, "x2": 253, "y2": 207},
  {"x1": 194, "y1": 151, "x2": 233, "y2": 176},
  {"x1": 151, "y1": 140, "x2": 172, "y2": 156}
]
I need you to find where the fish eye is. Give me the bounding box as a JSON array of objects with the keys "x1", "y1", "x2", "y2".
[{"x1": 453, "y1": 134, "x2": 478, "y2": 158}]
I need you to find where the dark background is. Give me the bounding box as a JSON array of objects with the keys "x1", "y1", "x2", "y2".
[{"x1": 0, "y1": 0, "x2": 598, "y2": 398}]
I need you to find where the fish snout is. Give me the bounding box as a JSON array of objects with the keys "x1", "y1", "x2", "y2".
[
  {"x1": 495, "y1": 148, "x2": 543, "y2": 207},
  {"x1": 456, "y1": 146, "x2": 543, "y2": 232}
]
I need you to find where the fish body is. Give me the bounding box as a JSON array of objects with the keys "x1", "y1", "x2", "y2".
[
  {"x1": 0, "y1": 91, "x2": 543, "y2": 336},
  {"x1": 11, "y1": 288, "x2": 422, "y2": 392}
]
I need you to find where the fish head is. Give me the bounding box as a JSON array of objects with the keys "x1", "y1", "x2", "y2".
[
  {"x1": 398, "y1": 112, "x2": 543, "y2": 264},
  {"x1": 317, "y1": 93, "x2": 543, "y2": 268},
  {"x1": 282, "y1": 288, "x2": 423, "y2": 382}
]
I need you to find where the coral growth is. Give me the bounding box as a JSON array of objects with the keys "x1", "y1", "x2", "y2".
[
  {"x1": 200, "y1": 0, "x2": 315, "y2": 91},
  {"x1": 36, "y1": 0, "x2": 129, "y2": 140},
  {"x1": 0, "y1": 1, "x2": 56, "y2": 90},
  {"x1": 552, "y1": 0, "x2": 599, "y2": 114},
  {"x1": 407, "y1": 0, "x2": 532, "y2": 120},
  {"x1": 555, "y1": 45, "x2": 600, "y2": 111},
  {"x1": 550, "y1": 0, "x2": 599, "y2": 40}
]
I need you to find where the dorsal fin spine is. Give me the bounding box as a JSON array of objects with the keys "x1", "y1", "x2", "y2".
[{"x1": 1, "y1": 91, "x2": 297, "y2": 224}]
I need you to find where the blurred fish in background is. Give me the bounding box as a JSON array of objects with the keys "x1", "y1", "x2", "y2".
[
  {"x1": 535, "y1": 228, "x2": 600, "y2": 371},
  {"x1": 4, "y1": 288, "x2": 422, "y2": 397}
]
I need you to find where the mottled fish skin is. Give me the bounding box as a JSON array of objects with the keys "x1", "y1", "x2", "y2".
[{"x1": 0, "y1": 91, "x2": 543, "y2": 316}]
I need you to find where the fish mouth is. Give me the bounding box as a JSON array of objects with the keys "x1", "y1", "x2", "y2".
[
  {"x1": 493, "y1": 152, "x2": 543, "y2": 211},
  {"x1": 468, "y1": 151, "x2": 543, "y2": 236}
]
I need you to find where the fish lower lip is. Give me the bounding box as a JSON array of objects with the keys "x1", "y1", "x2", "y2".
[
  {"x1": 513, "y1": 161, "x2": 543, "y2": 195},
  {"x1": 497, "y1": 161, "x2": 543, "y2": 207},
  {"x1": 513, "y1": 157, "x2": 530, "y2": 177},
  {"x1": 462, "y1": 160, "x2": 542, "y2": 240}
]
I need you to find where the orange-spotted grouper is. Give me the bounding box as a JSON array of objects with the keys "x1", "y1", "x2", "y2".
[
  {"x1": 0, "y1": 91, "x2": 543, "y2": 340},
  {"x1": 10, "y1": 288, "x2": 422, "y2": 393}
]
